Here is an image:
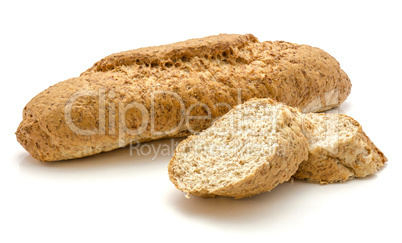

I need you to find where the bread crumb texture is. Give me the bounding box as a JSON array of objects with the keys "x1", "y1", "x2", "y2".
[
  {"x1": 168, "y1": 98, "x2": 309, "y2": 199},
  {"x1": 294, "y1": 113, "x2": 387, "y2": 183}
]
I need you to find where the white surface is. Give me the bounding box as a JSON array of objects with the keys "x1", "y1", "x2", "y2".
[{"x1": 1, "y1": 1, "x2": 401, "y2": 242}]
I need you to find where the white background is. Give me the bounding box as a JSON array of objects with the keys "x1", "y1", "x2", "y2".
[{"x1": 1, "y1": 1, "x2": 401, "y2": 242}]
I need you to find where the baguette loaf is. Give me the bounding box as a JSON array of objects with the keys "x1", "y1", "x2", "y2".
[
  {"x1": 294, "y1": 113, "x2": 387, "y2": 183},
  {"x1": 169, "y1": 98, "x2": 387, "y2": 198},
  {"x1": 168, "y1": 98, "x2": 309, "y2": 199},
  {"x1": 16, "y1": 34, "x2": 351, "y2": 161}
]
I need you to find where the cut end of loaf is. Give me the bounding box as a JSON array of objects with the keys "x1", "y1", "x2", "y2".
[{"x1": 294, "y1": 113, "x2": 387, "y2": 183}]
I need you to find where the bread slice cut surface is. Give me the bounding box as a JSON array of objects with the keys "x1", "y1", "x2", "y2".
[
  {"x1": 295, "y1": 113, "x2": 388, "y2": 183},
  {"x1": 168, "y1": 98, "x2": 309, "y2": 199}
]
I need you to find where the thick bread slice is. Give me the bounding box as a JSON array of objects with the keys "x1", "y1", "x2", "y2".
[
  {"x1": 168, "y1": 98, "x2": 309, "y2": 199},
  {"x1": 294, "y1": 113, "x2": 388, "y2": 184},
  {"x1": 16, "y1": 34, "x2": 351, "y2": 161}
]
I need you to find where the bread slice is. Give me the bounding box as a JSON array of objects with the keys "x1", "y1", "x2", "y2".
[
  {"x1": 168, "y1": 98, "x2": 309, "y2": 199},
  {"x1": 294, "y1": 113, "x2": 387, "y2": 184}
]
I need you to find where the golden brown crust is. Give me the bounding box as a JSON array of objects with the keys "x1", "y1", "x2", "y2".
[
  {"x1": 85, "y1": 34, "x2": 258, "y2": 73},
  {"x1": 16, "y1": 34, "x2": 351, "y2": 161}
]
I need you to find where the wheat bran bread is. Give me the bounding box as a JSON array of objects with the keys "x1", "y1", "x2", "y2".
[
  {"x1": 168, "y1": 99, "x2": 387, "y2": 198},
  {"x1": 168, "y1": 98, "x2": 309, "y2": 199},
  {"x1": 16, "y1": 34, "x2": 351, "y2": 161},
  {"x1": 294, "y1": 113, "x2": 387, "y2": 183}
]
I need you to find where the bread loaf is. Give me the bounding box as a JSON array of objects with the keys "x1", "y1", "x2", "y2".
[
  {"x1": 168, "y1": 98, "x2": 309, "y2": 199},
  {"x1": 16, "y1": 34, "x2": 351, "y2": 161}
]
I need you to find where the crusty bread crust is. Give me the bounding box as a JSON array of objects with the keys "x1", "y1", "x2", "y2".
[{"x1": 16, "y1": 34, "x2": 351, "y2": 161}]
